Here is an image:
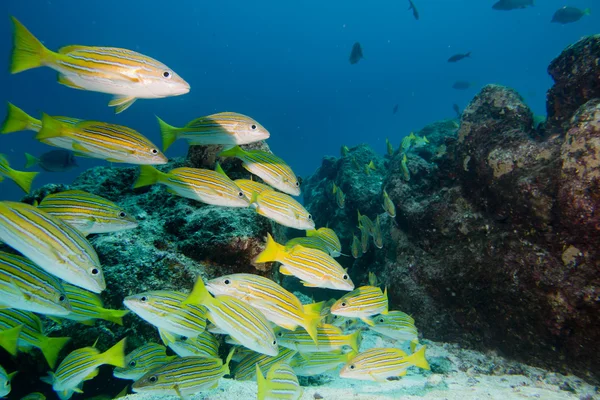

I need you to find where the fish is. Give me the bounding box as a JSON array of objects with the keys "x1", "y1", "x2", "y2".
[
  {"x1": 113, "y1": 343, "x2": 176, "y2": 381},
  {"x1": 0, "y1": 201, "x2": 105, "y2": 293},
  {"x1": 339, "y1": 345, "x2": 430, "y2": 381},
  {"x1": 382, "y1": 189, "x2": 396, "y2": 218},
  {"x1": 392, "y1": 104, "x2": 399, "y2": 114},
  {"x1": 133, "y1": 165, "x2": 250, "y2": 208},
  {"x1": 412, "y1": 135, "x2": 429, "y2": 148},
  {"x1": 184, "y1": 278, "x2": 279, "y2": 356},
  {"x1": 0, "y1": 365, "x2": 16, "y2": 398},
  {"x1": 233, "y1": 347, "x2": 297, "y2": 381},
  {"x1": 291, "y1": 350, "x2": 356, "y2": 376},
  {"x1": 159, "y1": 329, "x2": 219, "y2": 358},
  {"x1": 206, "y1": 273, "x2": 323, "y2": 344},
  {"x1": 386, "y1": 138, "x2": 394, "y2": 156},
  {"x1": 452, "y1": 80, "x2": 472, "y2": 90},
  {"x1": 157, "y1": 113, "x2": 270, "y2": 152},
  {"x1": 285, "y1": 236, "x2": 331, "y2": 255},
  {"x1": 42, "y1": 338, "x2": 126, "y2": 397},
  {"x1": 551, "y1": 7, "x2": 591, "y2": 24},
  {"x1": 364, "y1": 164, "x2": 371, "y2": 176},
  {"x1": 250, "y1": 190, "x2": 315, "y2": 230},
  {"x1": 492, "y1": 0, "x2": 534, "y2": 11},
  {"x1": 123, "y1": 290, "x2": 207, "y2": 338},
  {"x1": 369, "y1": 311, "x2": 419, "y2": 343},
  {"x1": 24, "y1": 150, "x2": 78, "y2": 172},
  {"x1": 36, "y1": 114, "x2": 168, "y2": 165},
  {"x1": 340, "y1": 145, "x2": 349, "y2": 157},
  {"x1": 132, "y1": 352, "x2": 234, "y2": 398},
  {"x1": 0, "y1": 250, "x2": 71, "y2": 316},
  {"x1": 332, "y1": 183, "x2": 346, "y2": 209},
  {"x1": 257, "y1": 362, "x2": 303, "y2": 400},
  {"x1": 277, "y1": 324, "x2": 361, "y2": 353},
  {"x1": 0, "y1": 154, "x2": 38, "y2": 193},
  {"x1": 255, "y1": 233, "x2": 354, "y2": 291},
  {"x1": 53, "y1": 282, "x2": 129, "y2": 326},
  {"x1": 453, "y1": 103, "x2": 461, "y2": 118},
  {"x1": 360, "y1": 225, "x2": 370, "y2": 254},
  {"x1": 408, "y1": 0, "x2": 420, "y2": 20},
  {"x1": 401, "y1": 154, "x2": 410, "y2": 181},
  {"x1": 447, "y1": 52, "x2": 471, "y2": 63},
  {"x1": 306, "y1": 227, "x2": 343, "y2": 257},
  {"x1": 351, "y1": 235, "x2": 361, "y2": 259},
  {"x1": 234, "y1": 178, "x2": 272, "y2": 200},
  {"x1": 20, "y1": 393, "x2": 47, "y2": 400},
  {"x1": 400, "y1": 133, "x2": 414, "y2": 153},
  {"x1": 373, "y1": 215, "x2": 384, "y2": 249},
  {"x1": 218, "y1": 146, "x2": 300, "y2": 196},
  {"x1": 37, "y1": 190, "x2": 138, "y2": 236},
  {"x1": 349, "y1": 42, "x2": 364, "y2": 64},
  {"x1": 331, "y1": 286, "x2": 388, "y2": 326},
  {"x1": 351, "y1": 157, "x2": 361, "y2": 170},
  {"x1": 357, "y1": 211, "x2": 375, "y2": 235},
  {"x1": 0, "y1": 309, "x2": 70, "y2": 368},
  {"x1": 10, "y1": 17, "x2": 189, "y2": 113}
]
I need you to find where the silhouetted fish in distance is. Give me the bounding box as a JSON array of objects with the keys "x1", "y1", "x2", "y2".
[
  {"x1": 447, "y1": 52, "x2": 471, "y2": 63},
  {"x1": 492, "y1": 0, "x2": 534, "y2": 11},
  {"x1": 25, "y1": 150, "x2": 78, "y2": 172},
  {"x1": 452, "y1": 81, "x2": 472, "y2": 90},
  {"x1": 349, "y1": 42, "x2": 364, "y2": 65},
  {"x1": 393, "y1": 104, "x2": 399, "y2": 114},
  {"x1": 551, "y1": 7, "x2": 590, "y2": 24},
  {"x1": 408, "y1": 0, "x2": 419, "y2": 20}
]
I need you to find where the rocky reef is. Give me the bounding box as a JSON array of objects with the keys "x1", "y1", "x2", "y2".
[{"x1": 303, "y1": 35, "x2": 600, "y2": 384}]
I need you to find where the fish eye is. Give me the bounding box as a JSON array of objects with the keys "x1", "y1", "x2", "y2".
[
  {"x1": 238, "y1": 191, "x2": 244, "y2": 198},
  {"x1": 272, "y1": 340, "x2": 277, "y2": 345},
  {"x1": 251, "y1": 124, "x2": 257, "y2": 130},
  {"x1": 59, "y1": 295, "x2": 66, "y2": 302},
  {"x1": 129, "y1": 360, "x2": 136, "y2": 367},
  {"x1": 151, "y1": 149, "x2": 159, "y2": 154},
  {"x1": 349, "y1": 364, "x2": 355, "y2": 370},
  {"x1": 163, "y1": 71, "x2": 171, "y2": 79},
  {"x1": 308, "y1": 214, "x2": 312, "y2": 220},
  {"x1": 224, "y1": 279, "x2": 231, "y2": 285},
  {"x1": 180, "y1": 336, "x2": 188, "y2": 341},
  {"x1": 140, "y1": 296, "x2": 147, "y2": 302},
  {"x1": 277, "y1": 332, "x2": 283, "y2": 337},
  {"x1": 295, "y1": 181, "x2": 300, "y2": 187},
  {"x1": 342, "y1": 274, "x2": 348, "y2": 280},
  {"x1": 119, "y1": 211, "x2": 127, "y2": 218},
  {"x1": 91, "y1": 268, "x2": 99, "y2": 275},
  {"x1": 341, "y1": 302, "x2": 347, "y2": 307},
  {"x1": 149, "y1": 375, "x2": 158, "y2": 383},
  {"x1": 379, "y1": 318, "x2": 384, "y2": 323}
]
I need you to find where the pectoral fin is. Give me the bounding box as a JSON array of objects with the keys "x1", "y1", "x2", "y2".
[
  {"x1": 279, "y1": 265, "x2": 294, "y2": 276},
  {"x1": 108, "y1": 96, "x2": 137, "y2": 114},
  {"x1": 57, "y1": 74, "x2": 84, "y2": 90}
]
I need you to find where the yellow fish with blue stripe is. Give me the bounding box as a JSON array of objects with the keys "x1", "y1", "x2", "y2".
[
  {"x1": 285, "y1": 236, "x2": 330, "y2": 255},
  {"x1": 306, "y1": 227, "x2": 342, "y2": 257},
  {"x1": 10, "y1": 17, "x2": 189, "y2": 113},
  {"x1": 234, "y1": 347, "x2": 297, "y2": 381},
  {"x1": 159, "y1": 329, "x2": 219, "y2": 358},
  {"x1": 54, "y1": 283, "x2": 129, "y2": 326},
  {"x1": 331, "y1": 286, "x2": 388, "y2": 326},
  {"x1": 251, "y1": 190, "x2": 315, "y2": 230},
  {"x1": 113, "y1": 342, "x2": 176, "y2": 381},
  {"x1": 291, "y1": 350, "x2": 357, "y2": 376},
  {"x1": 382, "y1": 189, "x2": 396, "y2": 218},
  {"x1": 340, "y1": 346, "x2": 429, "y2": 381},
  {"x1": 276, "y1": 324, "x2": 361, "y2": 353},
  {"x1": 0, "y1": 154, "x2": 38, "y2": 194},
  {"x1": 332, "y1": 183, "x2": 345, "y2": 209},
  {"x1": 373, "y1": 215, "x2": 384, "y2": 249},
  {"x1": 351, "y1": 234, "x2": 361, "y2": 259},
  {"x1": 257, "y1": 362, "x2": 303, "y2": 400},
  {"x1": 234, "y1": 178, "x2": 272, "y2": 200},
  {"x1": 401, "y1": 154, "x2": 410, "y2": 181},
  {"x1": 369, "y1": 310, "x2": 419, "y2": 343}
]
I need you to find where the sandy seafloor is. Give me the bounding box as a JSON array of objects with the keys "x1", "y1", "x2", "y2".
[{"x1": 120, "y1": 329, "x2": 599, "y2": 400}]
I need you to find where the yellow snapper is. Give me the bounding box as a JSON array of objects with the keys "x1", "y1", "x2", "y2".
[
  {"x1": 113, "y1": 342, "x2": 176, "y2": 381},
  {"x1": 257, "y1": 363, "x2": 303, "y2": 400},
  {"x1": 159, "y1": 329, "x2": 219, "y2": 358},
  {"x1": 291, "y1": 350, "x2": 356, "y2": 376},
  {"x1": 10, "y1": 17, "x2": 189, "y2": 114},
  {"x1": 0, "y1": 309, "x2": 70, "y2": 368},
  {"x1": 132, "y1": 351, "x2": 234, "y2": 398},
  {"x1": 185, "y1": 278, "x2": 279, "y2": 356},
  {"x1": 36, "y1": 115, "x2": 168, "y2": 165},
  {"x1": 0, "y1": 365, "x2": 16, "y2": 398},
  {"x1": 255, "y1": 233, "x2": 354, "y2": 291},
  {"x1": 285, "y1": 236, "x2": 330, "y2": 255},
  {"x1": 38, "y1": 190, "x2": 138, "y2": 236},
  {"x1": 133, "y1": 165, "x2": 250, "y2": 208},
  {"x1": 330, "y1": 286, "x2": 388, "y2": 326},
  {"x1": 357, "y1": 210, "x2": 375, "y2": 235},
  {"x1": 359, "y1": 225, "x2": 370, "y2": 254},
  {"x1": 339, "y1": 346, "x2": 429, "y2": 381},
  {"x1": 386, "y1": 138, "x2": 394, "y2": 156},
  {"x1": 307, "y1": 227, "x2": 343, "y2": 257},
  {"x1": 401, "y1": 154, "x2": 410, "y2": 181},
  {"x1": 0, "y1": 154, "x2": 38, "y2": 194},
  {"x1": 340, "y1": 145, "x2": 349, "y2": 157},
  {"x1": 42, "y1": 338, "x2": 126, "y2": 397},
  {"x1": 157, "y1": 112, "x2": 270, "y2": 152},
  {"x1": 234, "y1": 178, "x2": 272, "y2": 199},
  {"x1": 218, "y1": 145, "x2": 300, "y2": 196},
  {"x1": 332, "y1": 182, "x2": 346, "y2": 209},
  {"x1": 276, "y1": 324, "x2": 361, "y2": 353},
  {"x1": 234, "y1": 347, "x2": 297, "y2": 381},
  {"x1": 251, "y1": 190, "x2": 314, "y2": 230},
  {"x1": 382, "y1": 189, "x2": 396, "y2": 218},
  {"x1": 351, "y1": 234, "x2": 361, "y2": 259},
  {"x1": 369, "y1": 311, "x2": 419, "y2": 343},
  {"x1": 0, "y1": 201, "x2": 105, "y2": 293},
  {"x1": 373, "y1": 215, "x2": 384, "y2": 249},
  {"x1": 206, "y1": 273, "x2": 323, "y2": 343},
  {"x1": 54, "y1": 282, "x2": 129, "y2": 326},
  {"x1": 0, "y1": 251, "x2": 71, "y2": 316}
]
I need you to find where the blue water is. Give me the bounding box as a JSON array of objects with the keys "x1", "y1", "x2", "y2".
[{"x1": 0, "y1": 0, "x2": 596, "y2": 200}]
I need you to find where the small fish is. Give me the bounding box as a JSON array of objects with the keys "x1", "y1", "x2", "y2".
[
  {"x1": 234, "y1": 178, "x2": 272, "y2": 200},
  {"x1": 373, "y1": 215, "x2": 384, "y2": 249},
  {"x1": 132, "y1": 352, "x2": 234, "y2": 398},
  {"x1": 113, "y1": 343, "x2": 176, "y2": 381},
  {"x1": 368, "y1": 272, "x2": 380, "y2": 287},
  {"x1": 434, "y1": 144, "x2": 448, "y2": 158},
  {"x1": 24, "y1": 150, "x2": 78, "y2": 172},
  {"x1": 400, "y1": 133, "x2": 414, "y2": 153},
  {"x1": 447, "y1": 52, "x2": 471, "y2": 63},
  {"x1": 340, "y1": 145, "x2": 349, "y2": 157},
  {"x1": 452, "y1": 80, "x2": 472, "y2": 90},
  {"x1": 340, "y1": 345, "x2": 430, "y2": 381},
  {"x1": 307, "y1": 227, "x2": 343, "y2": 257},
  {"x1": 123, "y1": 290, "x2": 207, "y2": 338},
  {"x1": 412, "y1": 135, "x2": 429, "y2": 148},
  {"x1": 54, "y1": 282, "x2": 129, "y2": 326},
  {"x1": 0, "y1": 365, "x2": 16, "y2": 398},
  {"x1": 206, "y1": 273, "x2": 322, "y2": 344},
  {"x1": 250, "y1": 190, "x2": 315, "y2": 230},
  {"x1": 218, "y1": 145, "x2": 300, "y2": 196},
  {"x1": 277, "y1": 324, "x2": 361, "y2": 353},
  {"x1": 20, "y1": 393, "x2": 47, "y2": 400},
  {"x1": 392, "y1": 104, "x2": 399, "y2": 114},
  {"x1": 0, "y1": 251, "x2": 71, "y2": 316},
  {"x1": 360, "y1": 225, "x2": 370, "y2": 254},
  {"x1": 36, "y1": 114, "x2": 168, "y2": 165},
  {"x1": 551, "y1": 7, "x2": 591, "y2": 24},
  {"x1": 351, "y1": 157, "x2": 361, "y2": 170},
  {"x1": 408, "y1": 0, "x2": 420, "y2": 20},
  {"x1": 234, "y1": 347, "x2": 297, "y2": 381},
  {"x1": 332, "y1": 183, "x2": 346, "y2": 209},
  {"x1": 10, "y1": 17, "x2": 189, "y2": 113},
  {"x1": 351, "y1": 235, "x2": 361, "y2": 259},
  {"x1": 364, "y1": 164, "x2": 371, "y2": 175},
  {"x1": 291, "y1": 350, "x2": 356, "y2": 377},
  {"x1": 159, "y1": 329, "x2": 219, "y2": 359},
  {"x1": 382, "y1": 189, "x2": 396, "y2": 218},
  {"x1": 453, "y1": 103, "x2": 461, "y2": 118},
  {"x1": 38, "y1": 190, "x2": 138, "y2": 236},
  {"x1": 0, "y1": 201, "x2": 105, "y2": 293},
  {"x1": 133, "y1": 165, "x2": 250, "y2": 208},
  {"x1": 157, "y1": 113, "x2": 270, "y2": 152},
  {"x1": 42, "y1": 338, "x2": 126, "y2": 397},
  {"x1": 331, "y1": 286, "x2": 388, "y2": 326},
  {"x1": 285, "y1": 236, "x2": 331, "y2": 255},
  {"x1": 257, "y1": 362, "x2": 303, "y2": 400},
  {"x1": 185, "y1": 278, "x2": 279, "y2": 356},
  {"x1": 369, "y1": 311, "x2": 419, "y2": 343},
  {"x1": 0, "y1": 154, "x2": 38, "y2": 193},
  {"x1": 349, "y1": 42, "x2": 364, "y2": 64},
  {"x1": 401, "y1": 154, "x2": 410, "y2": 181},
  {"x1": 0, "y1": 309, "x2": 70, "y2": 368},
  {"x1": 386, "y1": 138, "x2": 394, "y2": 156},
  {"x1": 255, "y1": 233, "x2": 354, "y2": 291},
  {"x1": 492, "y1": 0, "x2": 534, "y2": 11},
  {"x1": 357, "y1": 211, "x2": 375, "y2": 235}
]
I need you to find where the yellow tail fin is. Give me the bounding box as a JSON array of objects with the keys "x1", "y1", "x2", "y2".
[
  {"x1": 348, "y1": 330, "x2": 361, "y2": 353},
  {"x1": 24, "y1": 153, "x2": 39, "y2": 168},
  {"x1": 133, "y1": 165, "x2": 164, "y2": 189},
  {"x1": 36, "y1": 113, "x2": 65, "y2": 141},
  {"x1": 223, "y1": 347, "x2": 235, "y2": 375},
  {"x1": 10, "y1": 17, "x2": 51, "y2": 74},
  {"x1": 256, "y1": 364, "x2": 267, "y2": 400},
  {"x1": 217, "y1": 145, "x2": 243, "y2": 158},
  {"x1": 1, "y1": 157, "x2": 39, "y2": 193},
  {"x1": 407, "y1": 345, "x2": 430, "y2": 370},
  {"x1": 99, "y1": 337, "x2": 127, "y2": 368},
  {"x1": 254, "y1": 233, "x2": 284, "y2": 263},
  {"x1": 100, "y1": 309, "x2": 129, "y2": 326},
  {"x1": 38, "y1": 336, "x2": 71, "y2": 369},
  {"x1": 0, "y1": 325, "x2": 22, "y2": 356},
  {"x1": 1, "y1": 103, "x2": 40, "y2": 134},
  {"x1": 156, "y1": 116, "x2": 179, "y2": 152},
  {"x1": 302, "y1": 307, "x2": 324, "y2": 345}
]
